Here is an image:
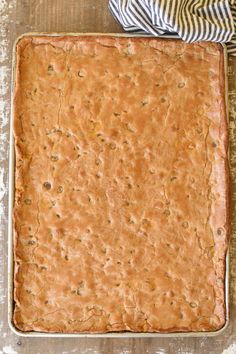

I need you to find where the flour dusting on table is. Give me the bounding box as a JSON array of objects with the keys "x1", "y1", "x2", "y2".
[
  {"x1": 2, "y1": 346, "x2": 18, "y2": 354},
  {"x1": 222, "y1": 343, "x2": 236, "y2": 354},
  {"x1": 0, "y1": 0, "x2": 14, "y2": 307}
]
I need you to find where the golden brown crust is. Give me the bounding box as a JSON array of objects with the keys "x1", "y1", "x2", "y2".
[{"x1": 13, "y1": 35, "x2": 229, "y2": 333}]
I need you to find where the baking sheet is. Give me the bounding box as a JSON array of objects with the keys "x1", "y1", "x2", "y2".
[{"x1": 8, "y1": 32, "x2": 230, "y2": 338}]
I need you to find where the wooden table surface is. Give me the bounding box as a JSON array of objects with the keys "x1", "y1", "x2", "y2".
[{"x1": 0, "y1": 1, "x2": 235, "y2": 353}]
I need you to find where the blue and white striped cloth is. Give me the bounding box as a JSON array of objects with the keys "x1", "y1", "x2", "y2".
[{"x1": 109, "y1": 0, "x2": 236, "y2": 55}]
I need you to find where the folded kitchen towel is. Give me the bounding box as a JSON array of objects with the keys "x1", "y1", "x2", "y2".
[{"x1": 109, "y1": 0, "x2": 236, "y2": 54}]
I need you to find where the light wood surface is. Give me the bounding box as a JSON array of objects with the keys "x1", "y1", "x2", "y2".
[{"x1": 0, "y1": 1, "x2": 235, "y2": 353}]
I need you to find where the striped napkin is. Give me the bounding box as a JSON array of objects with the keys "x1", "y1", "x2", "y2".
[{"x1": 109, "y1": 0, "x2": 236, "y2": 55}]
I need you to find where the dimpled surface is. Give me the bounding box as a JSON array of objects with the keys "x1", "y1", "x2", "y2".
[{"x1": 13, "y1": 36, "x2": 229, "y2": 333}]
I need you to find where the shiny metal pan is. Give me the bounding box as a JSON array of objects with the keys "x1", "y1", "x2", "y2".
[{"x1": 8, "y1": 32, "x2": 229, "y2": 337}]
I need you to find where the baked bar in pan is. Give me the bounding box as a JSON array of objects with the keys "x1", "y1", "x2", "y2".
[{"x1": 13, "y1": 35, "x2": 229, "y2": 333}]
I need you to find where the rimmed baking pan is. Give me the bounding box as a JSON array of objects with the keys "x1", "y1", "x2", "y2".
[{"x1": 8, "y1": 32, "x2": 230, "y2": 337}]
